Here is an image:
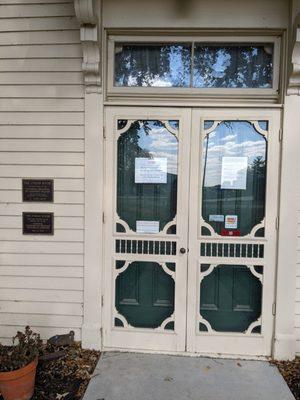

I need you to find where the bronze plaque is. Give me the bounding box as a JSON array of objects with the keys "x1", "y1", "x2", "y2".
[
  {"x1": 22, "y1": 179, "x2": 53, "y2": 202},
  {"x1": 23, "y1": 212, "x2": 54, "y2": 235}
]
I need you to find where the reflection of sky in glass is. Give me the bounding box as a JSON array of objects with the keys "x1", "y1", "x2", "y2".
[
  {"x1": 194, "y1": 45, "x2": 273, "y2": 88},
  {"x1": 136, "y1": 121, "x2": 178, "y2": 175},
  {"x1": 203, "y1": 121, "x2": 267, "y2": 187},
  {"x1": 115, "y1": 44, "x2": 190, "y2": 87},
  {"x1": 115, "y1": 43, "x2": 273, "y2": 89}
]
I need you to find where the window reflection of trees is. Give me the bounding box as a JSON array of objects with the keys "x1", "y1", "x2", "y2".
[
  {"x1": 115, "y1": 44, "x2": 191, "y2": 87},
  {"x1": 202, "y1": 121, "x2": 267, "y2": 236},
  {"x1": 114, "y1": 43, "x2": 273, "y2": 89},
  {"x1": 117, "y1": 120, "x2": 178, "y2": 233},
  {"x1": 193, "y1": 45, "x2": 273, "y2": 88}
]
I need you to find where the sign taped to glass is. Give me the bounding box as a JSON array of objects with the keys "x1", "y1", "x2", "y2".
[
  {"x1": 135, "y1": 157, "x2": 167, "y2": 184},
  {"x1": 221, "y1": 156, "x2": 248, "y2": 190}
]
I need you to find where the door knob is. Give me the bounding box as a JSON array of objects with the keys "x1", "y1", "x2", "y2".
[{"x1": 180, "y1": 247, "x2": 186, "y2": 254}]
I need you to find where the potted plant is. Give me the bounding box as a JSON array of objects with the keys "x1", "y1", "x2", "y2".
[{"x1": 0, "y1": 326, "x2": 42, "y2": 400}]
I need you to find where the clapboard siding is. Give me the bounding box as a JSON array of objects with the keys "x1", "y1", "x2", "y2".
[
  {"x1": 0, "y1": 99, "x2": 84, "y2": 111},
  {"x1": 0, "y1": 17, "x2": 79, "y2": 32},
  {"x1": 0, "y1": 301, "x2": 83, "y2": 316},
  {"x1": 0, "y1": 229, "x2": 84, "y2": 242},
  {"x1": 0, "y1": 1, "x2": 72, "y2": 4},
  {"x1": 0, "y1": 85, "x2": 84, "y2": 98},
  {"x1": 0, "y1": 30, "x2": 80, "y2": 45},
  {"x1": 0, "y1": 153, "x2": 84, "y2": 165},
  {"x1": 0, "y1": 203, "x2": 84, "y2": 216},
  {"x1": 0, "y1": 166, "x2": 84, "y2": 178},
  {"x1": 0, "y1": 266, "x2": 83, "y2": 278},
  {"x1": 0, "y1": 253, "x2": 83, "y2": 266},
  {"x1": 0, "y1": 59, "x2": 82, "y2": 72},
  {"x1": 0, "y1": 44, "x2": 82, "y2": 58},
  {"x1": 0, "y1": 113, "x2": 84, "y2": 125},
  {"x1": 0, "y1": 72, "x2": 83, "y2": 84},
  {"x1": 0, "y1": 289, "x2": 83, "y2": 303},
  {"x1": 0, "y1": 1, "x2": 84, "y2": 342},
  {"x1": 0, "y1": 126, "x2": 84, "y2": 139},
  {"x1": 0, "y1": 3, "x2": 75, "y2": 18}
]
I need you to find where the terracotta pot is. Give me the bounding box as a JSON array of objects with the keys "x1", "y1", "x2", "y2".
[{"x1": 0, "y1": 358, "x2": 38, "y2": 400}]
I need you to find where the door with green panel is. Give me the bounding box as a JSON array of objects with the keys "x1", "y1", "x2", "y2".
[
  {"x1": 103, "y1": 107, "x2": 280, "y2": 356},
  {"x1": 103, "y1": 107, "x2": 190, "y2": 352},
  {"x1": 187, "y1": 109, "x2": 280, "y2": 356}
]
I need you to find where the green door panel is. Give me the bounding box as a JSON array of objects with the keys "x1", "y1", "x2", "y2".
[
  {"x1": 200, "y1": 264, "x2": 262, "y2": 332},
  {"x1": 115, "y1": 261, "x2": 175, "y2": 329}
]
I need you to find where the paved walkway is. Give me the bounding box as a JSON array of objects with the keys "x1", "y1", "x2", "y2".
[{"x1": 83, "y1": 352, "x2": 295, "y2": 400}]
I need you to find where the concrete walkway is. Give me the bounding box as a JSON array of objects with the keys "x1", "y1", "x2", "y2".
[{"x1": 83, "y1": 352, "x2": 295, "y2": 400}]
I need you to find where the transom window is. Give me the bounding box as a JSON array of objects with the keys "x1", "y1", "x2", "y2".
[{"x1": 107, "y1": 35, "x2": 281, "y2": 99}]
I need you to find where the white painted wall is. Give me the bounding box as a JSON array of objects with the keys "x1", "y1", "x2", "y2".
[{"x1": 0, "y1": 0, "x2": 84, "y2": 343}]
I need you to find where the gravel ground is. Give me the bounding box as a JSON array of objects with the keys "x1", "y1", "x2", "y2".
[
  {"x1": 0, "y1": 342, "x2": 100, "y2": 400},
  {"x1": 272, "y1": 357, "x2": 300, "y2": 400}
]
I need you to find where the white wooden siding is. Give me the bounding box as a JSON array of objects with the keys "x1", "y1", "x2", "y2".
[{"x1": 0, "y1": 0, "x2": 84, "y2": 344}]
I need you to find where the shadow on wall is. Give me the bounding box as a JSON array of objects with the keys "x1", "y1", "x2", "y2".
[{"x1": 174, "y1": 0, "x2": 193, "y2": 17}]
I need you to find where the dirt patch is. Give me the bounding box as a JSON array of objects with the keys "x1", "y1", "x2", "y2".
[
  {"x1": 0, "y1": 342, "x2": 100, "y2": 400},
  {"x1": 272, "y1": 357, "x2": 300, "y2": 400}
]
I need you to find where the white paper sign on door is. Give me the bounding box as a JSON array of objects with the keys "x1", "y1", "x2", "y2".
[
  {"x1": 221, "y1": 156, "x2": 248, "y2": 190},
  {"x1": 136, "y1": 220, "x2": 159, "y2": 234},
  {"x1": 209, "y1": 215, "x2": 224, "y2": 222},
  {"x1": 135, "y1": 157, "x2": 167, "y2": 184}
]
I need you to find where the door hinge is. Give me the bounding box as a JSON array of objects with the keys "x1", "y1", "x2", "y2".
[
  {"x1": 275, "y1": 216, "x2": 279, "y2": 230},
  {"x1": 272, "y1": 302, "x2": 276, "y2": 316},
  {"x1": 103, "y1": 126, "x2": 106, "y2": 139},
  {"x1": 279, "y1": 129, "x2": 283, "y2": 142},
  {"x1": 101, "y1": 295, "x2": 104, "y2": 307},
  {"x1": 102, "y1": 212, "x2": 105, "y2": 224}
]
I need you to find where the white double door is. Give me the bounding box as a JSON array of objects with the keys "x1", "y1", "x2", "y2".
[{"x1": 102, "y1": 106, "x2": 280, "y2": 357}]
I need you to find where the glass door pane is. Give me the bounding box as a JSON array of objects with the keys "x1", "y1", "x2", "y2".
[
  {"x1": 201, "y1": 120, "x2": 267, "y2": 237},
  {"x1": 117, "y1": 120, "x2": 179, "y2": 234}
]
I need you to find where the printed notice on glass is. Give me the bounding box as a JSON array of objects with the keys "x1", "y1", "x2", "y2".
[
  {"x1": 225, "y1": 215, "x2": 238, "y2": 230},
  {"x1": 209, "y1": 215, "x2": 224, "y2": 222},
  {"x1": 221, "y1": 156, "x2": 248, "y2": 190},
  {"x1": 136, "y1": 220, "x2": 159, "y2": 234},
  {"x1": 135, "y1": 157, "x2": 167, "y2": 184}
]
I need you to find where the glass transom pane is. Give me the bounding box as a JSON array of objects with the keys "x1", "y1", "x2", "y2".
[
  {"x1": 114, "y1": 43, "x2": 191, "y2": 87},
  {"x1": 193, "y1": 44, "x2": 273, "y2": 88},
  {"x1": 114, "y1": 42, "x2": 274, "y2": 89}
]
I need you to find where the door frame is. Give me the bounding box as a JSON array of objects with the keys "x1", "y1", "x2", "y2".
[{"x1": 101, "y1": 105, "x2": 281, "y2": 356}]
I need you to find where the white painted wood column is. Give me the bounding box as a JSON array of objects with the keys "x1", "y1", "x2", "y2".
[
  {"x1": 74, "y1": 0, "x2": 103, "y2": 349},
  {"x1": 274, "y1": 0, "x2": 300, "y2": 360}
]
